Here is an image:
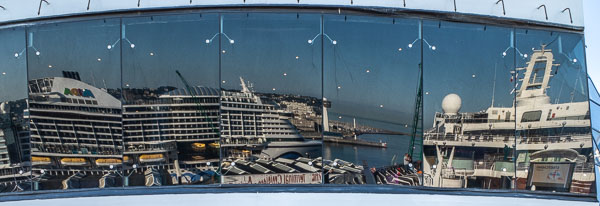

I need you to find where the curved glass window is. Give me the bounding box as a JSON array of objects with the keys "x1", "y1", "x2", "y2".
[
  {"x1": 0, "y1": 9, "x2": 595, "y2": 199},
  {"x1": 423, "y1": 21, "x2": 516, "y2": 190},
  {"x1": 322, "y1": 15, "x2": 421, "y2": 185},
  {"x1": 0, "y1": 28, "x2": 30, "y2": 192},
  {"x1": 220, "y1": 13, "x2": 323, "y2": 184},
  {"x1": 26, "y1": 19, "x2": 122, "y2": 190},
  {"x1": 121, "y1": 14, "x2": 220, "y2": 186},
  {"x1": 515, "y1": 29, "x2": 594, "y2": 194}
]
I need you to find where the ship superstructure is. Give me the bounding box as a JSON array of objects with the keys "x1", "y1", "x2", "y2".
[{"x1": 423, "y1": 46, "x2": 594, "y2": 193}]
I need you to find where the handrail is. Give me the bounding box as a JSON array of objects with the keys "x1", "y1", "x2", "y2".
[
  {"x1": 537, "y1": 4, "x2": 548, "y2": 20},
  {"x1": 562, "y1": 8, "x2": 573, "y2": 24},
  {"x1": 495, "y1": 0, "x2": 505, "y2": 15},
  {"x1": 37, "y1": 0, "x2": 49, "y2": 15},
  {"x1": 453, "y1": 0, "x2": 457, "y2": 12},
  {"x1": 87, "y1": 0, "x2": 91, "y2": 11}
]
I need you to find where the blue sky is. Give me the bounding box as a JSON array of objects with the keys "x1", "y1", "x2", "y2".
[{"x1": 585, "y1": 0, "x2": 599, "y2": 86}]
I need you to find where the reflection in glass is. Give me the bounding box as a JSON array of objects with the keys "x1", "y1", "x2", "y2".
[
  {"x1": 423, "y1": 21, "x2": 516, "y2": 189},
  {"x1": 514, "y1": 30, "x2": 594, "y2": 194},
  {"x1": 0, "y1": 28, "x2": 31, "y2": 192},
  {"x1": 323, "y1": 16, "x2": 421, "y2": 185},
  {"x1": 27, "y1": 19, "x2": 123, "y2": 190},
  {"x1": 220, "y1": 13, "x2": 323, "y2": 184},
  {"x1": 121, "y1": 14, "x2": 220, "y2": 186}
]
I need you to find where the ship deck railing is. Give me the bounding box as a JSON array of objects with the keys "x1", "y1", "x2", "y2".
[{"x1": 425, "y1": 133, "x2": 591, "y2": 144}]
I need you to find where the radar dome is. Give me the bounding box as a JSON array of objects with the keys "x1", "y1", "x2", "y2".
[
  {"x1": 0, "y1": 102, "x2": 8, "y2": 114},
  {"x1": 441, "y1": 93, "x2": 461, "y2": 115}
]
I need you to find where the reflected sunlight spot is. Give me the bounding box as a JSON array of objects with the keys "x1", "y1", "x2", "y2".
[
  {"x1": 130, "y1": 44, "x2": 135, "y2": 48},
  {"x1": 222, "y1": 50, "x2": 226, "y2": 54},
  {"x1": 107, "y1": 45, "x2": 112, "y2": 49},
  {"x1": 48, "y1": 65, "x2": 52, "y2": 68},
  {"x1": 283, "y1": 73, "x2": 287, "y2": 76},
  {"x1": 295, "y1": 56, "x2": 299, "y2": 60},
  {"x1": 408, "y1": 44, "x2": 413, "y2": 48},
  {"x1": 222, "y1": 80, "x2": 226, "y2": 84},
  {"x1": 272, "y1": 88, "x2": 276, "y2": 91},
  {"x1": 425, "y1": 92, "x2": 430, "y2": 95},
  {"x1": 332, "y1": 40, "x2": 337, "y2": 45},
  {"x1": 337, "y1": 86, "x2": 342, "y2": 89},
  {"x1": 150, "y1": 52, "x2": 154, "y2": 56},
  {"x1": 35, "y1": 51, "x2": 40, "y2": 56},
  {"x1": 398, "y1": 48, "x2": 402, "y2": 52},
  {"x1": 338, "y1": 116, "x2": 342, "y2": 119},
  {"x1": 573, "y1": 58, "x2": 577, "y2": 63},
  {"x1": 472, "y1": 74, "x2": 476, "y2": 78},
  {"x1": 97, "y1": 58, "x2": 102, "y2": 62},
  {"x1": 379, "y1": 104, "x2": 384, "y2": 108},
  {"x1": 366, "y1": 69, "x2": 370, "y2": 73},
  {"x1": 2, "y1": 72, "x2": 6, "y2": 75},
  {"x1": 14, "y1": 53, "x2": 19, "y2": 58}
]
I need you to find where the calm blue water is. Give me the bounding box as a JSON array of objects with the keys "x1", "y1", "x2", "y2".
[{"x1": 323, "y1": 113, "x2": 413, "y2": 168}]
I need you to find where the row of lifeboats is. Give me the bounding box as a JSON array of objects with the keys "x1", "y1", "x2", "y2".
[
  {"x1": 30, "y1": 154, "x2": 166, "y2": 166},
  {"x1": 191, "y1": 142, "x2": 220, "y2": 151}
]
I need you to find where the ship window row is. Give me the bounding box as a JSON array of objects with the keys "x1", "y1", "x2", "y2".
[
  {"x1": 124, "y1": 105, "x2": 219, "y2": 113},
  {"x1": 32, "y1": 119, "x2": 120, "y2": 128},
  {"x1": 33, "y1": 144, "x2": 121, "y2": 155},
  {"x1": 31, "y1": 124, "x2": 118, "y2": 134},
  {"x1": 123, "y1": 118, "x2": 219, "y2": 125},
  {"x1": 31, "y1": 131, "x2": 120, "y2": 141},
  {"x1": 123, "y1": 97, "x2": 219, "y2": 106},
  {"x1": 221, "y1": 103, "x2": 268, "y2": 110},
  {"x1": 62, "y1": 97, "x2": 98, "y2": 106},
  {"x1": 124, "y1": 124, "x2": 218, "y2": 130},
  {"x1": 30, "y1": 111, "x2": 122, "y2": 122},
  {"x1": 124, "y1": 129, "x2": 218, "y2": 136},
  {"x1": 30, "y1": 103, "x2": 121, "y2": 115},
  {"x1": 123, "y1": 111, "x2": 219, "y2": 119}
]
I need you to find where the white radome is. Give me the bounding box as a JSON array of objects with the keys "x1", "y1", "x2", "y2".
[
  {"x1": 441, "y1": 93, "x2": 461, "y2": 115},
  {"x1": 0, "y1": 102, "x2": 7, "y2": 114}
]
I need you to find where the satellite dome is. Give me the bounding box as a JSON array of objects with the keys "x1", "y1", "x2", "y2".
[
  {"x1": 0, "y1": 102, "x2": 8, "y2": 114},
  {"x1": 442, "y1": 93, "x2": 461, "y2": 115}
]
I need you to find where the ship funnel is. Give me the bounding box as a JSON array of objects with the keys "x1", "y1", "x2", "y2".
[{"x1": 442, "y1": 94, "x2": 461, "y2": 115}]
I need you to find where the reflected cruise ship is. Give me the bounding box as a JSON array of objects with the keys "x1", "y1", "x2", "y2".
[
  {"x1": 220, "y1": 77, "x2": 321, "y2": 162},
  {"x1": 423, "y1": 46, "x2": 594, "y2": 193}
]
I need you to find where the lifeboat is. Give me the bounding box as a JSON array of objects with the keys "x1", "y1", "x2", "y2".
[
  {"x1": 242, "y1": 150, "x2": 251, "y2": 155},
  {"x1": 139, "y1": 154, "x2": 165, "y2": 163},
  {"x1": 60, "y1": 158, "x2": 89, "y2": 166},
  {"x1": 31, "y1": 156, "x2": 51, "y2": 165},
  {"x1": 123, "y1": 156, "x2": 132, "y2": 163},
  {"x1": 191, "y1": 155, "x2": 206, "y2": 160},
  {"x1": 208, "y1": 142, "x2": 220, "y2": 149},
  {"x1": 95, "y1": 158, "x2": 122, "y2": 166},
  {"x1": 191, "y1": 143, "x2": 206, "y2": 151}
]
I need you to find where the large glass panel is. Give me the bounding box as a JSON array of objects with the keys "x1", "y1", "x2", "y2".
[
  {"x1": 220, "y1": 13, "x2": 323, "y2": 184},
  {"x1": 323, "y1": 16, "x2": 421, "y2": 185},
  {"x1": 0, "y1": 28, "x2": 31, "y2": 192},
  {"x1": 27, "y1": 19, "x2": 122, "y2": 190},
  {"x1": 423, "y1": 21, "x2": 516, "y2": 189},
  {"x1": 589, "y1": 78, "x2": 600, "y2": 105},
  {"x1": 121, "y1": 14, "x2": 220, "y2": 186},
  {"x1": 515, "y1": 30, "x2": 594, "y2": 194},
  {"x1": 591, "y1": 103, "x2": 600, "y2": 137}
]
